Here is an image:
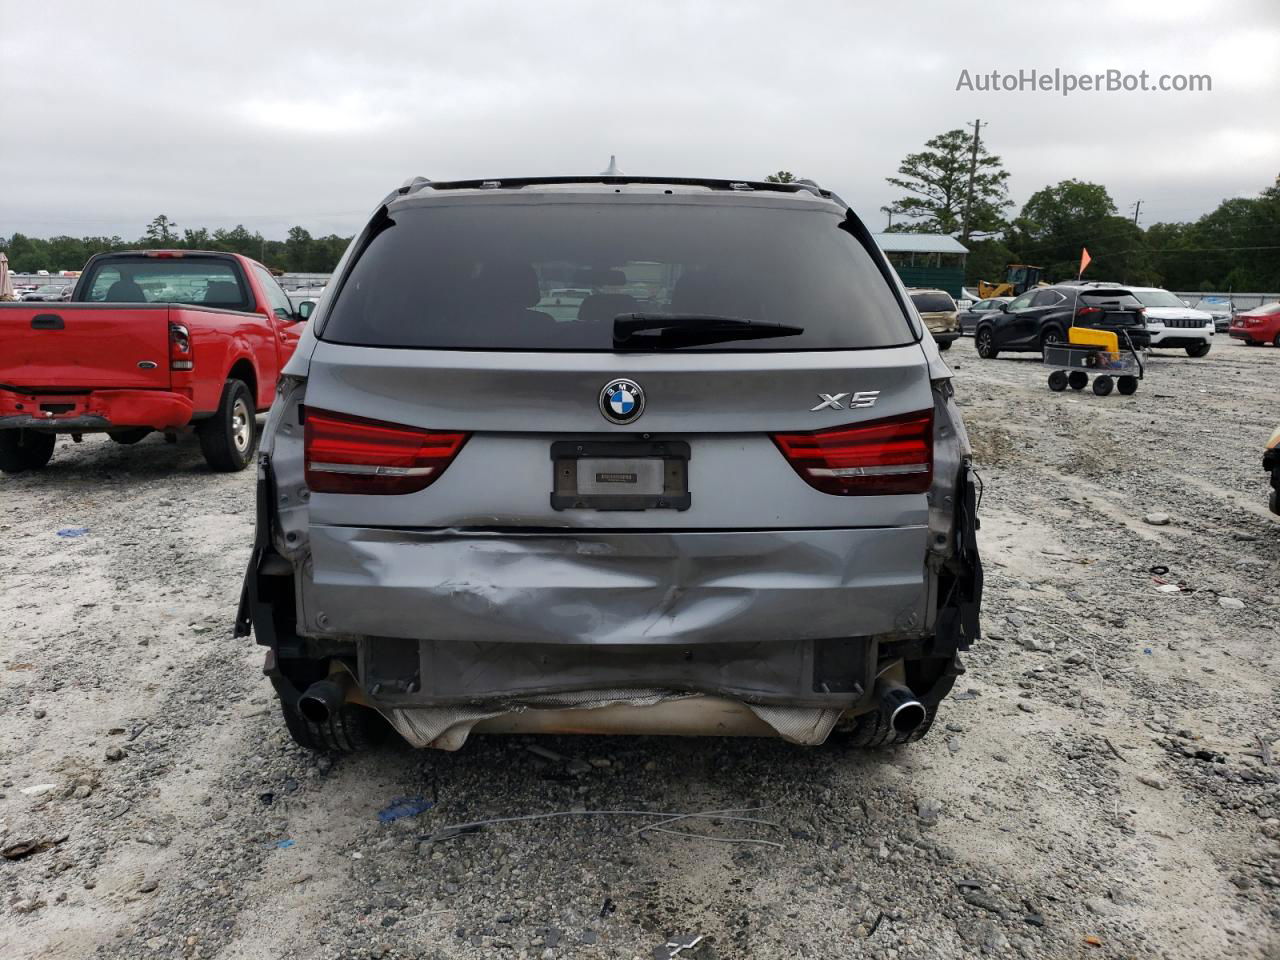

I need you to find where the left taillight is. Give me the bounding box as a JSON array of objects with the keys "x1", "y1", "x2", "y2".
[
  {"x1": 303, "y1": 407, "x2": 469, "y2": 495},
  {"x1": 772, "y1": 410, "x2": 933, "y2": 496},
  {"x1": 169, "y1": 322, "x2": 193, "y2": 370}
]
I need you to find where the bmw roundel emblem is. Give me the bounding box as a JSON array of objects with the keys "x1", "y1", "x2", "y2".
[{"x1": 599, "y1": 378, "x2": 645, "y2": 424}]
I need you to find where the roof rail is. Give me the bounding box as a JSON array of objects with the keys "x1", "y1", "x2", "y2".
[{"x1": 413, "y1": 175, "x2": 838, "y2": 199}]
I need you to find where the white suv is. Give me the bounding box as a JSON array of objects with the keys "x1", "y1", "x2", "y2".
[{"x1": 1129, "y1": 286, "x2": 1214, "y2": 357}]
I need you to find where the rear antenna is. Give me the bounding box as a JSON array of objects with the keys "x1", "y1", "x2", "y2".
[{"x1": 600, "y1": 155, "x2": 621, "y2": 176}]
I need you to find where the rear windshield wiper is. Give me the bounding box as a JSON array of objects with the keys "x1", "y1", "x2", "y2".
[{"x1": 613, "y1": 313, "x2": 804, "y2": 348}]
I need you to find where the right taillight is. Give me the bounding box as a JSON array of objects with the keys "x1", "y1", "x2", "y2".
[
  {"x1": 169, "y1": 322, "x2": 193, "y2": 370},
  {"x1": 1076, "y1": 305, "x2": 1102, "y2": 320},
  {"x1": 772, "y1": 410, "x2": 933, "y2": 496},
  {"x1": 303, "y1": 407, "x2": 469, "y2": 495}
]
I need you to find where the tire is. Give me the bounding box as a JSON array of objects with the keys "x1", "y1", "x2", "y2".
[
  {"x1": 1117, "y1": 376, "x2": 1138, "y2": 395},
  {"x1": 1048, "y1": 370, "x2": 1068, "y2": 391},
  {"x1": 1273, "y1": 334, "x2": 1280, "y2": 348},
  {"x1": 1068, "y1": 371, "x2": 1088, "y2": 390},
  {"x1": 1093, "y1": 375, "x2": 1114, "y2": 396},
  {"x1": 279, "y1": 697, "x2": 384, "y2": 753},
  {"x1": 1039, "y1": 326, "x2": 1063, "y2": 355},
  {"x1": 1185, "y1": 342, "x2": 1211, "y2": 358},
  {"x1": 0, "y1": 430, "x2": 56, "y2": 474},
  {"x1": 198, "y1": 379, "x2": 256, "y2": 472},
  {"x1": 837, "y1": 700, "x2": 939, "y2": 748},
  {"x1": 1245, "y1": 339, "x2": 1260, "y2": 347},
  {"x1": 108, "y1": 428, "x2": 152, "y2": 445},
  {"x1": 936, "y1": 339, "x2": 952, "y2": 351},
  {"x1": 975, "y1": 327, "x2": 998, "y2": 359}
]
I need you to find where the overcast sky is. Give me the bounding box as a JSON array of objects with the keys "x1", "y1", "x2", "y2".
[{"x1": 2, "y1": 0, "x2": 1277, "y2": 241}]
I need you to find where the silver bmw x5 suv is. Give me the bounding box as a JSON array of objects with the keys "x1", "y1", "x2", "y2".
[{"x1": 236, "y1": 175, "x2": 983, "y2": 753}]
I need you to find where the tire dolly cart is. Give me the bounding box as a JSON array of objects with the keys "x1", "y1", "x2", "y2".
[{"x1": 1043, "y1": 327, "x2": 1144, "y2": 396}]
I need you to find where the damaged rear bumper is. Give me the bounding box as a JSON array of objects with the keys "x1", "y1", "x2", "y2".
[
  {"x1": 238, "y1": 456, "x2": 983, "y2": 749},
  {"x1": 302, "y1": 524, "x2": 931, "y2": 644}
]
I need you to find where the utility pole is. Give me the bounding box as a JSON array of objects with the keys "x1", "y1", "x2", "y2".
[
  {"x1": 960, "y1": 118, "x2": 983, "y2": 243},
  {"x1": 1130, "y1": 199, "x2": 1143, "y2": 225},
  {"x1": 880, "y1": 205, "x2": 896, "y2": 230}
]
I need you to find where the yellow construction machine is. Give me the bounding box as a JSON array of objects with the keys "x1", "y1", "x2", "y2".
[{"x1": 978, "y1": 264, "x2": 1044, "y2": 299}]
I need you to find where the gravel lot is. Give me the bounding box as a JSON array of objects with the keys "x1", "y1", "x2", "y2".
[{"x1": 3, "y1": 336, "x2": 1280, "y2": 960}]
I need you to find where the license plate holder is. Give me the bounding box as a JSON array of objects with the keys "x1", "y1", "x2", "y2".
[{"x1": 550, "y1": 440, "x2": 691, "y2": 511}]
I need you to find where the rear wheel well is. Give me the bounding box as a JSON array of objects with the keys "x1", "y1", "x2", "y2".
[{"x1": 227, "y1": 359, "x2": 258, "y2": 410}]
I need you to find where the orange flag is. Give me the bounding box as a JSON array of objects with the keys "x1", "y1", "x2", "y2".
[{"x1": 1078, "y1": 247, "x2": 1092, "y2": 279}]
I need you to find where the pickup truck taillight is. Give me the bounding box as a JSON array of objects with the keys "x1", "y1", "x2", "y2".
[
  {"x1": 772, "y1": 410, "x2": 933, "y2": 496},
  {"x1": 169, "y1": 322, "x2": 193, "y2": 370},
  {"x1": 303, "y1": 408, "x2": 469, "y2": 495}
]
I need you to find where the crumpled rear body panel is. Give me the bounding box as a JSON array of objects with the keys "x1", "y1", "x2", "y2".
[{"x1": 302, "y1": 525, "x2": 929, "y2": 645}]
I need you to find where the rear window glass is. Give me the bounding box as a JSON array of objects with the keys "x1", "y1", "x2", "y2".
[
  {"x1": 909, "y1": 292, "x2": 954, "y2": 313},
  {"x1": 82, "y1": 257, "x2": 250, "y2": 310},
  {"x1": 1080, "y1": 292, "x2": 1142, "y2": 308},
  {"x1": 1133, "y1": 289, "x2": 1183, "y2": 308},
  {"x1": 321, "y1": 201, "x2": 914, "y2": 351}
]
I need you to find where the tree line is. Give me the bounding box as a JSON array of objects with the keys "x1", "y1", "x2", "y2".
[
  {"x1": 1, "y1": 216, "x2": 351, "y2": 275},
  {"x1": 7, "y1": 145, "x2": 1280, "y2": 292},
  {"x1": 869, "y1": 126, "x2": 1280, "y2": 291}
]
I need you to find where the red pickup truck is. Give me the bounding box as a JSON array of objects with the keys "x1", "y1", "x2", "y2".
[{"x1": 0, "y1": 250, "x2": 308, "y2": 473}]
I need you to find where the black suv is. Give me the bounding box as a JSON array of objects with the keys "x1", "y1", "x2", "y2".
[{"x1": 974, "y1": 284, "x2": 1149, "y2": 359}]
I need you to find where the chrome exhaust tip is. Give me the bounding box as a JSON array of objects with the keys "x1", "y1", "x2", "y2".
[
  {"x1": 298, "y1": 678, "x2": 347, "y2": 724},
  {"x1": 877, "y1": 681, "x2": 927, "y2": 735}
]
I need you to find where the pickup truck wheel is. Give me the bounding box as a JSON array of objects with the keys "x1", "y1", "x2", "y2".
[
  {"x1": 198, "y1": 379, "x2": 256, "y2": 472},
  {"x1": 1185, "y1": 342, "x2": 1211, "y2": 358},
  {"x1": 280, "y1": 698, "x2": 383, "y2": 753},
  {"x1": 108, "y1": 428, "x2": 152, "y2": 445},
  {"x1": 0, "y1": 430, "x2": 56, "y2": 473}
]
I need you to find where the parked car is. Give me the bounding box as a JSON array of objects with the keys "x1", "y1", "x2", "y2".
[
  {"x1": 1127, "y1": 286, "x2": 1214, "y2": 357},
  {"x1": 20, "y1": 283, "x2": 69, "y2": 302},
  {"x1": 907, "y1": 289, "x2": 960, "y2": 350},
  {"x1": 1193, "y1": 296, "x2": 1234, "y2": 333},
  {"x1": 974, "y1": 284, "x2": 1149, "y2": 359},
  {"x1": 1228, "y1": 302, "x2": 1280, "y2": 346},
  {"x1": 957, "y1": 296, "x2": 1011, "y2": 336},
  {"x1": 237, "y1": 174, "x2": 984, "y2": 755},
  {"x1": 0, "y1": 250, "x2": 306, "y2": 473}
]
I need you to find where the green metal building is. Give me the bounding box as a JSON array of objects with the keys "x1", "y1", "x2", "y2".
[{"x1": 874, "y1": 234, "x2": 969, "y2": 298}]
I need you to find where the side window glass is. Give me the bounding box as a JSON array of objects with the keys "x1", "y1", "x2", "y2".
[
  {"x1": 1009, "y1": 293, "x2": 1035, "y2": 311},
  {"x1": 254, "y1": 265, "x2": 294, "y2": 319}
]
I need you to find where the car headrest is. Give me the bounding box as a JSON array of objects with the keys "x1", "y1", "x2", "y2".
[
  {"x1": 203, "y1": 281, "x2": 242, "y2": 305},
  {"x1": 473, "y1": 262, "x2": 541, "y2": 309}
]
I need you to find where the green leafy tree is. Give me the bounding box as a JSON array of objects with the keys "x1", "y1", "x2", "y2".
[
  {"x1": 964, "y1": 237, "x2": 1016, "y2": 287},
  {"x1": 886, "y1": 129, "x2": 1010, "y2": 237},
  {"x1": 765, "y1": 171, "x2": 796, "y2": 183},
  {"x1": 1008, "y1": 180, "x2": 1157, "y2": 283}
]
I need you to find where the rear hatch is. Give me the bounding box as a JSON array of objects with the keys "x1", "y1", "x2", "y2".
[
  {"x1": 303, "y1": 191, "x2": 932, "y2": 532},
  {"x1": 294, "y1": 189, "x2": 936, "y2": 643},
  {"x1": 1075, "y1": 290, "x2": 1146, "y2": 331},
  {"x1": 0, "y1": 304, "x2": 172, "y2": 390}
]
